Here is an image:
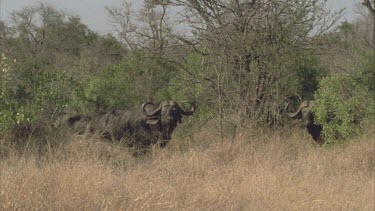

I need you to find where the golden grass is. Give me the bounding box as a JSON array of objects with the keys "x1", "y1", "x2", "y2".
[{"x1": 1, "y1": 129, "x2": 374, "y2": 210}]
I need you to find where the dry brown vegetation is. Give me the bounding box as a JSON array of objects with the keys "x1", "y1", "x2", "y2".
[{"x1": 1, "y1": 128, "x2": 374, "y2": 210}]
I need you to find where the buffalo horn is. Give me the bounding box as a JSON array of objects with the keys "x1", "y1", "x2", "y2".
[
  {"x1": 285, "y1": 101, "x2": 302, "y2": 118},
  {"x1": 178, "y1": 101, "x2": 196, "y2": 116},
  {"x1": 142, "y1": 102, "x2": 161, "y2": 117}
]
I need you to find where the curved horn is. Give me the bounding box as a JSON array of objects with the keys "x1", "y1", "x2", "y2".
[
  {"x1": 142, "y1": 102, "x2": 161, "y2": 117},
  {"x1": 285, "y1": 101, "x2": 303, "y2": 118},
  {"x1": 178, "y1": 101, "x2": 196, "y2": 116}
]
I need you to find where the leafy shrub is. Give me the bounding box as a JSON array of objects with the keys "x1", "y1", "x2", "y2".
[
  {"x1": 155, "y1": 53, "x2": 205, "y2": 101},
  {"x1": 83, "y1": 56, "x2": 179, "y2": 111},
  {"x1": 314, "y1": 72, "x2": 374, "y2": 144},
  {"x1": 0, "y1": 54, "x2": 83, "y2": 131},
  {"x1": 295, "y1": 51, "x2": 328, "y2": 100},
  {"x1": 352, "y1": 52, "x2": 375, "y2": 96},
  {"x1": 0, "y1": 54, "x2": 17, "y2": 129}
]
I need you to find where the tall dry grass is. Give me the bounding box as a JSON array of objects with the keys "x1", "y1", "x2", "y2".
[{"x1": 1, "y1": 128, "x2": 374, "y2": 210}]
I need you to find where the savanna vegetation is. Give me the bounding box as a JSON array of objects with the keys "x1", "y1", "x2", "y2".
[{"x1": 1, "y1": 0, "x2": 374, "y2": 210}]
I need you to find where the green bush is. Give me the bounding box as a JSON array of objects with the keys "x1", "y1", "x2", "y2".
[
  {"x1": 83, "y1": 56, "x2": 180, "y2": 111},
  {"x1": 0, "y1": 54, "x2": 16, "y2": 129},
  {"x1": 295, "y1": 51, "x2": 328, "y2": 100},
  {"x1": 155, "y1": 53, "x2": 205, "y2": 101},
  {"x1": 154, "y1": 53, "x2": 215, "y2": 137},
  {"x1": 352, "y1": 52, "x2": 375, "y2": 96},
  {"x1": 314, "y1": 72, "x2": 374, "y2": 144},
  {"x1": 83, "y1": 63, "x2": 138, "y2": 111},
  {"x1": 0, "y1": 54, "x2": 83, "y2": 130}
]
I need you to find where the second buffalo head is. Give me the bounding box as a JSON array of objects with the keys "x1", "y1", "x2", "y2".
[
  {"x1": 141, "y1": 101, "x2": 196, "y2": 141},
  {"x1": 285, "y1": 100, "x2": 315, "y2": 125},
  {"x1": 285, "y1": 100, "x2": 323, "y2": 144}
]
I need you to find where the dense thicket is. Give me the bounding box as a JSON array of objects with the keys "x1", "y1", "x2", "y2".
[{"x1": 1, "y1": 1, "x2": 374, "y2": 147}]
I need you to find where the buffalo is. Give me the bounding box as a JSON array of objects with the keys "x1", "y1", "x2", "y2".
[
  {"x1": 285, "y1": 100, "x2": 324, "y2": 144},
  {"x1": 62, "y1": 101, "x2": 196, "y2": 150}
]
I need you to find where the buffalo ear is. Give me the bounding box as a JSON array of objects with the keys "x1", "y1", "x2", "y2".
[{"x1": 146, "y1": 116, "x2": 160, "y2": 124}]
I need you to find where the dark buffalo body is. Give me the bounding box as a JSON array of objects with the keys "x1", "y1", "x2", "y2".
[
  {"x1": 60, "y1": 101, "x2": 196, "y2": 149},
  {"x1": 286, "y1": 100, "x2": 323, "y2": 144},
  {"x1": 97, "y1": 108, "x2": 162, "y2": 147}
]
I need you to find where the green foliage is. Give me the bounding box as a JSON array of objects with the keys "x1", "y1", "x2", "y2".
[
  {"x1": 155, "y1": 53, "x2": 214, "y2": 126},
  {"x1": 33, "y1": 71, "x2": 84, "y2": 113},
  {"x1": 0, "y1": 54, "x2": 16, "y2": 129},
  {"x1": 83, "y1": 62, "x2": 140, "y2": 111},
  {"x1": 1, "y1": 1, "x2": 365, "y2": 140},
  {"x1": 314, "y1": 72, "x2": 374, "y2": 144},
  {"x1": 0, "y1": 53, "x2": 84, "y2": 130},
  {"x1": 337, "y1": 21, "x2": 353, "y2": 44},
  {"x1": 352, "y1": 52, "x2": 375, "y2": 96},
  {"x1": 83, "y1": 56, "x2": 180, "y2": 111},
  {"x1": 3, "y1": 4, "x2": 124, "y2": 80},
  {"x1": 155, "y1": 53, "x2": 205, "y2": 101},
  {"x1": 295, "y1": 51, "x2": 328, "y2": 100}
]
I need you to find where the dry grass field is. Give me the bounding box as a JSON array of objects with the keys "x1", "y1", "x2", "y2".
[{"x1": 1, "y1": 128, "x2": 374, "y2": 210}]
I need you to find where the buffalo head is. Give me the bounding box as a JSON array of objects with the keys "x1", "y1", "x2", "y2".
[
  {"x1": 142, "y1": 101, "x2": 196, "y2": 142},
  {"x1": 285, "y1": 100, "x2": 323, "y2": 144}
]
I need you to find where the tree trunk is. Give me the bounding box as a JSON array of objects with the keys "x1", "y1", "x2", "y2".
[{"x1": 363, "y1": 0, "x2": 375, "y2": 48}]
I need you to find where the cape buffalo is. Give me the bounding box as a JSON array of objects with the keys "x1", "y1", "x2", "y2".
[
  {"x1": 285, "y1": 100, "x2": 323, "y2": 144},
  {"x1": 62, "y1": 101, "x2": 196, "y2": 149}
]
